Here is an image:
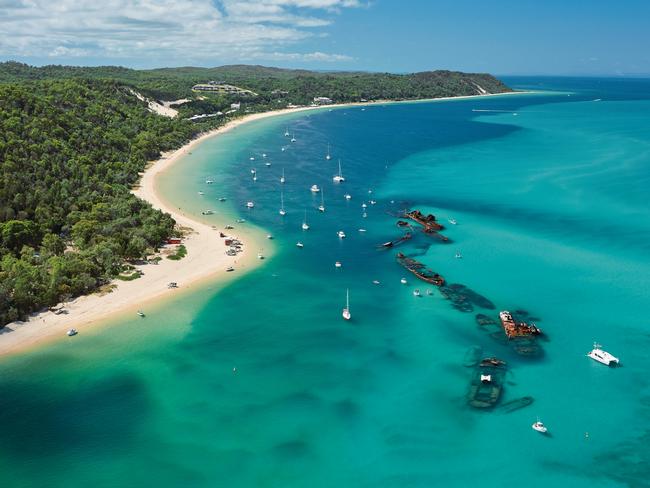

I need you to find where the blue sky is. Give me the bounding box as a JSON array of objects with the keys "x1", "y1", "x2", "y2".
[{"x1": 1, "y1": 0, "x2": 649, "y2": 75}]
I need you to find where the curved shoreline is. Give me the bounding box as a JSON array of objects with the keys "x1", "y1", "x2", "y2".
[{"x1": 0, "y1": 90, "x2": 531, "y2": 358}]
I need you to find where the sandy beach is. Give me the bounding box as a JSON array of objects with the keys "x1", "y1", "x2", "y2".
[{"x1": 0, "y1": 90, "x2": 529, "y2": 357}]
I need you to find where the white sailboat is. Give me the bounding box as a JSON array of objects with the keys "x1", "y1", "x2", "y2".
[
  {"x1": 333, "y1": 159, "x2": 345, "y2": 183},
  {"x1": 326, "y1": 143, "x2": 331, "y2": 160},
  {"x1": 302, "y1": 209, "x2": 310, "y2": 230},
  {"x1": 318, "y1": 190, "x2": 325, "y2": 212},
  {"x1": 291, "y1": 133, "x2": 296, "y2": 143},
  {"x1": 342, "y1": 289, "x2": 351, "y2": 320},
  {"x1": 279, "y1": 192, "x2": 286, "y2": 216},
  {"x1": 284, "y1": 127, "x2": 290, "y2": 137},
  {"x1": 280, "y1": 168, "x2": 285, "y2": 184}
]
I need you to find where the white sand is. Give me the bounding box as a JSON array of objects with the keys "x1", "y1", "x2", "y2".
[{"x1": 0, "y1": 90, "x2": 530, "y2": 357}]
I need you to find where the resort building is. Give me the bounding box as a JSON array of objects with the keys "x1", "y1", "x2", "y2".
[
  {"x1": 192, "y1": 81, "x2": 257, "y2": 96},
  {"x1": 313, "y1": 96, "x2": 333, "y2": 105}
]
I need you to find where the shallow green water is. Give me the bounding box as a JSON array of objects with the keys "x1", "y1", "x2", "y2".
[{"x1": 2, "y1": 78, "x2": 650, "y2": 487}]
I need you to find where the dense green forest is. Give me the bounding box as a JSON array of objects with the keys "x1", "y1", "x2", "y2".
[
  {"x1": 0, "y1": 61, "x2": 511, "y2": 104},
  {"x1": 0, "y1": 62, "x2": 511, "y2": 326},
  {"x1": 0, "y1": 79, "x2": 204, "y2": 325}
]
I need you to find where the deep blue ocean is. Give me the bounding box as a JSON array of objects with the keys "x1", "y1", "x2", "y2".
[{"x1": 1, "y1": 77, "x2": 650, "y2": 487}]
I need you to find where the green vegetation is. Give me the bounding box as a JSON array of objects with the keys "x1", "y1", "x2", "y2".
[
  {"x1": 166, "y1": 245, "x2": 187, "y2": 261},
  {"x1": 0, "y1": 62, "x2": 511, "y2": 327}
]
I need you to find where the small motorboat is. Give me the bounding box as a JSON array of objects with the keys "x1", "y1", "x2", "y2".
[
  {"x1": 372, "y1": 280, "x2": 380, "y2": 285},
  {"x1": 337, "y1": 230, "x2": 346, "y2": 239},
  {"x1": 198, "y1": 191, "x2": 204, "y2": 195},
  {"x1": 218, "y1": 197, "x2": 227, "y2": 202},
  {"x1": 262, "y1": 153, "x2": 267, "y2": 158},
  {"x1": 266, "y1": 234, "x2": 273, "y2": 239},
  {"x1": 236, "y1": 218, "x2": 246, "y2": 223},
  {"x1": 250, "y1": 169, "x2": 256, "y2": 174},
  {"x1": 455, "y1": 251, "x2": 463, "y2": 259},
  {"x1": 265, "y1": 162, "x2": 271, "y2": 167},
  {"x1": 281, "y1": 147, "x2": 286, "y2": 152},
  {"x1": 335, "y1": 261, "x2": 342, "y2": 268},
  {"x1": 587, "y1": 343, "x2": 620, "y2": 366},
  {"x1": 448, "y1": 218, "x2": 458, "y2": 225},
  {"x1": 310, "y1": 184, "x2": 320, "y2": 193},
  {"x1": 296, "y1": 242, "x2": 304, "y2": 248},
  {"x1": 400, "y1": 278, "x2": 407, "y2": 284},
  {"x1": 369, "y1": 200, "x2": 377, "y2": 205},
  {"x1": 413, "y1": 289, "x2": 421, "y2": 297},
  {"x1": 532, "y1": 419, "x2": 548, "y2": 434},
  {"x1": 246, "y1": 201, "x2": 255, "y2": 208},
  {"x1": 358, "y1": 228, "x2": 367, "y2": 233},
  {"x1": 137, "y1": 311, "x2": 145, "y2": 318},
  {"x1": 344, "y1": 194, "x2": 352, "y2": 200},
  {"x1": 67, "y1": 329, "x2": 78, "y2": 337}
]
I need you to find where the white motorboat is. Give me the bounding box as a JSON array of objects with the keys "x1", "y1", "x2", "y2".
[
  {"x1": 372, "y1": 280, "x2": 380, "y2": 285},
  {"x1": 587, "y1": 343, "x2": 619, "y2": 366},
  {"x1": 369, "y1": 200, "x2": 377, "y2": 205},
  {"x1": 337, "y1": 230, "x2": 346, "y2": 239},
  {"x1": 532, "y1": 419, "x2": 548, "y2": 434},
  {"x1": 413, "y1": 289, "x2": 421, "y2": 297},
  {"x1": 246, "y1": 201, "x2": 255, "y2": 208},
  {"x1": 448, "y1": 218, "x2": 457, "y2": 225},
  {"x1": 455, "y1": 251, "x2": 463, "y2": 259},
  {"x1": 311, "y1": 184, "x2": 320, "y2": 193},
  {"x1": 262, "y1": 153, "x2": 267, "y2": 158},
  {"x1": 302, "y1": 210, "x2": 310, "y2": 230},
  {"x1": 218, "y1": 197, "x2": 227, "y2": 202},
  {"x1": 250, "y1": 169, "x2": 256, "y2": 174},
  {"x1": 335, "y1": 261, "x2": 342, "y2": 268},
  {"x1": 344, "y1": 194, "x2": 352, "y2": 200},
  {"x1": 198, "y1": 191, "x2": 204, "y2": 195},
  {"x1": 333, "y1": 159, "x2": 345, "y2": 183},
  {"x1": 296, "y1": 242, "x2": 304, "y2": 248},
  {"x1": 67, "y1": 329, "x2": 78, "y2": 337},
  {"x1": 358, "y1": 228, "x2": 367, "y2": 232},
  {"x1": 265, "y1": 162, "x2": 271, "y2": 167},
  {"x1": 400, "y1": 278, "x2": 407, "y2": 284},
  {"x1": 326, "y1": 143, "x2": 332, "y2": 160},
  {"x1": 342, "y1": 289, "x2": 351, "y2": 321},
  {"x1": 281, "y1": 147, "x2": 286, "y2": 152},
  {"x1": 266, "y1": 234, "x2": 273, "y2": 239}
]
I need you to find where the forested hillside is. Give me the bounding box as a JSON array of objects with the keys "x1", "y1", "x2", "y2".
[{"x1": 0, "y1": 79, "x2": 201, "y2": 325}]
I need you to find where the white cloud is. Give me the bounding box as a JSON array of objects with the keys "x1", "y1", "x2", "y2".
[{"x1": 0, "y1": 0, "x2": 361, "y2": 65}]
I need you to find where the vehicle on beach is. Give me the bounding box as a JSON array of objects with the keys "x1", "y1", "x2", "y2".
[
  {"x1": 137, "y1": 311, "x2": 145, "y2": 317},
  {"x1": 67, "y1": 329, "x2": 78, "y2": 337}
]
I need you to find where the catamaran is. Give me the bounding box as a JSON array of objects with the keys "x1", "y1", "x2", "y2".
[
  {"x1": 279, "y1": 192, "x2": 286, "y2": 216},
  {"x1": 302, "y1": 210, "x2": 310, "y2": 230},
  {"x1": 326, "y1": 144, "x2": 332, "y2": 160},
  {"x1": 333, "y1": 160, "x2": 345, "y2": 183},
  {"x1": 587, "y1": 343, "x2": 619, "y2": 366},
  {"x1": 318, "y1": 190, "x2": 325, "y2": 212},
  {"x1": 342, "y1": 289, "x2": 351, "y2": 320}
]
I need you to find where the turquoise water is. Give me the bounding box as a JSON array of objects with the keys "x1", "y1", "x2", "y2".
[{"x1": 2, "y1": 78, "x2": 650, "y2": 487}]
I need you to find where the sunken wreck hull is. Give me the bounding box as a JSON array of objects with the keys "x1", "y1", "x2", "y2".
[
  {"x1": 468, "y1": 358, "x2": 507, "y2": 409},
  {"x1": 396, "y1": 252, "x2": 445, "y2": 286}
]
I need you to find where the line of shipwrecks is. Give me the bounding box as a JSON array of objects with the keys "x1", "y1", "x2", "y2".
[{"x1": 388, "y1": 208, "x2": 542, "y2": 410}]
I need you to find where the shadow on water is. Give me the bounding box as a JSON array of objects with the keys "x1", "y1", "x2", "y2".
[{"x1": 0, "y1": 372, "x2": 149, "y2": 457}]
